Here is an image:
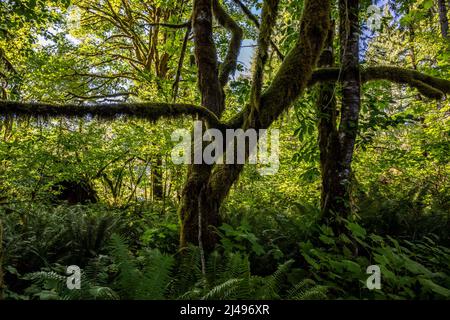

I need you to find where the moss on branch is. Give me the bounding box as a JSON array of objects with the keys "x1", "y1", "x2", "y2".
[
  {"x1": 362, "y1": 66, "x2": 450, "y2": 98},
  {"x1": 231, "y1": 0, "x2": 284, "y2": 60},
  {"x1": 212, "y1": 0, "x2": 243, "y2": 87},
  {"x1": 245, "y1": 0, "x2": 280, "y2": 129},
  {"x1": 308, "y1": 66, "x2": 450, "y2": 99},
  {"x1": 0, "y1": 100, "x2": 225, "y2": 128}
]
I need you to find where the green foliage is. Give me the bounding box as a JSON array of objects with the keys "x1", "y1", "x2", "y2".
[
  {"x1": 1, "y1": 0, "x2": 449, "y2": 302},
  {"x1": 300, "y1": 221, "x2": 450, "y2": 299}
]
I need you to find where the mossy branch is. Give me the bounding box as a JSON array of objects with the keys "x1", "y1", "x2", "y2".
[
  {"x1": 308, "y1": 66, "x2": 450, "y2": 99},
  {"x1": 0, "y1": 100, "x2": 226, "y2": 128},
  {"x1": 249, "y1": 0, "x2": 280, "y2": 114},
  {"x1": 255, "y1": 0, "x2": 331, "y2": 128},
  {"x1": 231, "y1": 0, "x2": 284, "y2": 61},
  {"x1": 212, "y1": 0, "x2": 243, "y2": 87},
  {"x1": 362, "y1": 66, "x2": 450, "y2": 99}
]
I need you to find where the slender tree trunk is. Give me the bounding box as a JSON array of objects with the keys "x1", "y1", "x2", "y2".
[
  {"x1": 0, "y1": 218, "x2": 4, "y2": 300},
  {"x1": 320, "y1": 0, "x2": 360, "y2": 232},
  {"x1": 316, "y1": 22, "x2": 341, "y2": 227},
  {"x1": 438, "y1": 0, "x2": 449, "y2": 39},
  {"x1": 151, "y1": 156, "x2": 164, "y2": 200}
]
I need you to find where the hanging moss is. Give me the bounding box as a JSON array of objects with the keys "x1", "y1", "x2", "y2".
[
  {"x1": 363, "y1": 66, "x2": 450, "y2": 98},
  {"x1": 307, "y1": 66, "x2": 450, "y2": 99},
  {"x1": 0, "y1": 100, "x2": 227, "y2": 129}
]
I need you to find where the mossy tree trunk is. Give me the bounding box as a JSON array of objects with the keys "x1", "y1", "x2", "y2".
[
  {"x1": 0, "y1": 218, "x2": 3, "y2": 300},
  {"x1": 178, "y1": 0, "x2": 225, "y2": 250},
  {"x1": 438, "y1": 0, "x2": 449, "y2": 39},
  {"x1": 316, "y1": 22, "x2": 341, "y2": 230},
  {"x1": 319, "y1": 0, "x2": 360, "y2": 233},
  {"x1": 179, "y1": 0, "x2": 331, "y2": 250},
  {"x1": 151, "y1": 156, "x2": 164, "y2": 200}
]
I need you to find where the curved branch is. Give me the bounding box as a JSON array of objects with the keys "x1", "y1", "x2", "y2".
[
  {"x1": 173, "y1": 24, "x2": 192, "y2": 102},
  {"x1": 362, "y1": 66, "x2": 450, "y2": 98},
  {"x1": 212, "y1": 0, "x2": 243, "y2": 87},
  {"x1": 249, "y1": 0, "x2": 280, "y2": 114},
  {"x1": 308, "y1": 66, "x2": 450, "y2": 99},
  {"x1": 0, "y1": 101, "x2": 225, "y2": 129},
  {"x1": 231, "y1": 0, "x2": 284, "y2": 61}
]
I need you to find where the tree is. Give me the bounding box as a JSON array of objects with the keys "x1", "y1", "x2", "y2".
[
  {"x1": 438, "y1": 0, "x2": 449, "y2": 39},
  {"x1": 0, "y1": 218, "x2": 3, "y2": 299},
  {"x1": 1, "y1": 0, "x2": 450, "y2": 249}
]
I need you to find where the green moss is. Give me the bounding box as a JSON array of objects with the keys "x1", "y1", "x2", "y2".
[
  {"x1": 308, "y1": 66, "x2": 450, "y2": 99},
  {"x1": 0, "y1": 100, "x2": 227, "y2": 129},
  {"x1": 212, "y1": 0, "x2": 243, "y2": 87}
]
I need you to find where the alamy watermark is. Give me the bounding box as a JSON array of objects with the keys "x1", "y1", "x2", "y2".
[
  {"x1": 170, "y1": 121, "x2": 280, "y2": 176},
  {"x1": 66, "y1": 265, "x2": 81, "y2": 290},
  {"x1": 366, "y1": 4, "x2": 383, "y2": 32},
  {"x1": 366, "y1": 265, "x2": 381, "y2": 290}
]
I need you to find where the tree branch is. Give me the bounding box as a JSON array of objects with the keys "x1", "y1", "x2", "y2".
[
  {"x1": 308, "y1": 66, "x2": 450, "y2": 99},
  {"x1": 66, "y1": 92, "x2": 135, "y2": 101},
  {"x1": 233, "y1": 0, "x2": 331, "y2": 129},
  {"x1": 0, "y1": 100, "x2": 225, "y2": 129},
  {"x1": 193, "y1": 0, "x2": 224, "y2": 115},
  {"x1": 173, "y1": 24, "x2": 192, "y2": 102},
  {"x1": 249, "y1": 0, "x2": 280, "y2": 115},
  {"x1": 212, "y1": 0, "x2": 243, "y2": 87},
  {"x1": 231, "y1": 0, "x2": 284, "y2": 61}
]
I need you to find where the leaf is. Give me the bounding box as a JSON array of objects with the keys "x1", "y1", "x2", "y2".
[
  {"x1": 419, "y1": 278, "x2": 450, "y2": 297},
  {"x1": 319, "y1": 234, "x2": 335, "y2": 245},
  {"x1": 422, "y1": 0, "x2": 433, "y2": 10},
  {"x1": 346, "y1": 222, "x2": 367, "y2": 239},
  {"x1": 302, "y1": 253, "x2": 320, "y2": 270},
  {"x1": 342, "y1": 260, "x2": 361, "y2": 274}
]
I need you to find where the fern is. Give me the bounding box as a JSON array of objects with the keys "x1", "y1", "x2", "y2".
[
  {"x1": 259, "y1": 259, "x2": 295, "y2": 299},
  {"x1": 108, "y1": 234, "x2": 142, "y2": 298},
  {"x1": 286, "y1": 279, "x2": 327, "y2": 300},
  {"x1": 201, "y1": 278, "x2": 244, "y2": 300},
  {"x1": 108, "y1": 234, "x2": 174, "y2": 299}
]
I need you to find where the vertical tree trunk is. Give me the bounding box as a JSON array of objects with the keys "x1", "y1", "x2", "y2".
[
  {"x1": 178, "y1": 0, "x2": 224, "y2": 250},
  {"x1": 320, "y1": 0, "x2": 360, "y2": 232},
  {"x1": 151, "y1": 156, "x2": 164, "y2": 200},
  {"x1": 316, "y1": 22, "x2": 341, "y2": 228},
  {"x1": 438, "y1": 0, "x2": 449, "y2": 39},
  {"x1": 0, "y1": 218, "x2": 4, "y2": 300}
]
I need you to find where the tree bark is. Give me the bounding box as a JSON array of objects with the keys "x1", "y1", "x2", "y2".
[
  {"x1": 438, "y1": 0, "x2": 449, "y2": 39},
  {"x1": 315, "y1": 22, "x2": 341, "y2": 228},
  {"x1": 179, "y1": 0, "x2": 331, "y2": 249},
  {"x1": 0, "y1": 218, "x2": 3, "y2": 300},
  {"x1": 319, "y1": 0, "x2": 360, "y2": 232},
  {"x1": 178, "y1": 0, "x2": 224, "y2": 250},
  {"x1": 152, "y1": 156, "x2": 164, "y2": 200}
]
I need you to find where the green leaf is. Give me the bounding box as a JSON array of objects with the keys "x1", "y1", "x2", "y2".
[
  {"x1": 342, "y1": 260, "x2": 361, "y2": 274},
  {"x1": 346, "y1": 222, "x2": 367, "y2": 239},
  {"x1": 419, "y1": 278, "x2": 450, "y2": 297}
]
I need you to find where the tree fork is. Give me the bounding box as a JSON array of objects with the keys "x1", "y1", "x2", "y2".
[
  {"x1": 205, "y1": 0, "x2": 332, "y2": 235},
  {"x1": 178, "y1": 0, "x2": 224, "y2": 250}
]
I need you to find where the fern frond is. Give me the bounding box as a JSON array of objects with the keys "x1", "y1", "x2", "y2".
[{"x1": 201, "y1": 278, "x2": 244, "y2": 300}]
